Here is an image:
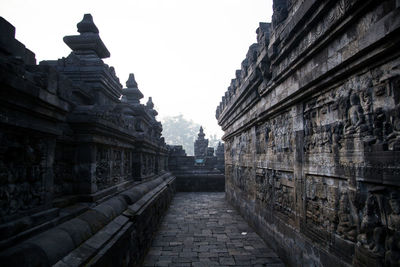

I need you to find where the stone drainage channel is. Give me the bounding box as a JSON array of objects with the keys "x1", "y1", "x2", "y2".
[{"x1": 143, "y1": 192, "x2": 284, "y2": 267}]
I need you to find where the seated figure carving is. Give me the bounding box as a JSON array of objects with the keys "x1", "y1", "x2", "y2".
[
  {"x1": 385, "y1": 192, "x2": 400, "y2": 265},
  {"x1": 388, "y1": 104, "x2": 400, "y2": 150},
  {"x1": 345, "y1": 93, "x2": 369, "y2": 135},
  {"x1": 337, "y1": 192, "x2": 357, "y2": 242},
  {"x1": 357, "y1": 194, "x2": 385, "y2": 256}
]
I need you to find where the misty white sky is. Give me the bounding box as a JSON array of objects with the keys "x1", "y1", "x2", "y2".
[{"x1": 0, "y1": 0, "x2": 272, "y2": 140}]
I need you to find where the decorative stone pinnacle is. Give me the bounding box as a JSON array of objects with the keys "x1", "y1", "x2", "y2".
[
  {"x1": 146, "y1": 97, "x2": 154, "y2": 109},
  {"x1": 63, "y1": 14, "x2": 110, "y2": 58},
  {"x1": 198, "y1": 126, "x2": 205, "y2": 139},
  {"x1": 77, "y1": 14, "x2": 99, "y2": 34},
  {"x1": 122, "y1": 73, "x2": 143, "y2": 104},
  {"x1": 126, "y1": 73, "x2": 138, "y2": 88}
]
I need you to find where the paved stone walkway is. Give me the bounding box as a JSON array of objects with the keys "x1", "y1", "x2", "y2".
[{"x1": 143, "y1": 192, "x2": 284, "y2": 267}]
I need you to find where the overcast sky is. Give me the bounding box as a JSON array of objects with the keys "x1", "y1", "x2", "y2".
[{"x1": 1, "y1": 0, "x2": 272, "y2": 140}]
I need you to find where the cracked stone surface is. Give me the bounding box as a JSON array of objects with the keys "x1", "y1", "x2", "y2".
[{"x1": 143, "y1": 192, "x2": 284, "y2": 267}]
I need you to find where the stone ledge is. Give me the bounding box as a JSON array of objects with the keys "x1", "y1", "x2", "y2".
[{"x1": 0, "y1": 173, "x2": 176, "y2": 266}]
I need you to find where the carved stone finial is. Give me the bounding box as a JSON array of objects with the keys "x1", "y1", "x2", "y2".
[
  {"x1": 146, "y1": 97, "x2": 154, "y2": 109},
  {"x1": 77, "y1": 14, "x2": 99, "y2": 34},
  {"x1": 198, "y1": 126, "x2": 205, "y2": 139},
  {"x1": 194, "y1": 126, "x2": 208, "y2": 158},
  {"x1": 146, "y1": 97, "x2": 158, "y2": 117},
  {"x1": 122, "y1": 73, "x2": 143, "y2": 104},
  {"x1": 126, "y1": 73, "x2": 138, "y2": 88},
  {"x1": 63, "y1": 14, "x2": 110, "y2": 58}
]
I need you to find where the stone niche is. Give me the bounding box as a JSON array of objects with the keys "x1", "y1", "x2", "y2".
[
  {"x1": 217, "y1": 0, "x2": 400, "y2": 266},
  {"x1": 0, "y1": 14, "x2": 174, "y2": 266}
]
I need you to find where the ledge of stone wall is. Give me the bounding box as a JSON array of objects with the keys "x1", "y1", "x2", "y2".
[{"x1": 0, "y1": 173, "x2": 176, "y2": 267}]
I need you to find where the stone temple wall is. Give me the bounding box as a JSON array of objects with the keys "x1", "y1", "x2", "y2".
[
  {"x1": 216, "y1": 0, "x2": 400, "y2": 266},
  {"x1": 168, "y1": 145, "x2": 225, "y2": 192},
  {"x1": 0, "y1": 15, "x2": 175, "y2": 266}
]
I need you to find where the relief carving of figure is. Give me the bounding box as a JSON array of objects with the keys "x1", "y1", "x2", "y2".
[
  {"x1": 360, "y1": 89, "x2": 376, "y2": 143},
  {"x1": 388, "y1": 104, "x2": 400, "y2": 150},
  {"x1": 357, "y1": 193, "x2": 385, "y2": 256},
  {"x1": 332, "y1": 121, "x2": 344, "y2": 151},
  {"x1": 266, "y1": 125, "x2": 275, "y2": 151},
  {"x1": 371, "y1": 107, "x2": 388, "y2": 145},
  {"x1": 385, "y1": 192, "x2": 400, "y2": 266},
  {"x1": 321, "y1": 125, "x2": 333, "y2": 153},
  {"x1": 337, "y1": 192, "x2": 357, "y2": 242},
  {"x1": 388, "y1": 192, "x2": 400, "y2": 232},
  {"x1": 345, "y1": 93, "x2": 368, "y2": 135}
]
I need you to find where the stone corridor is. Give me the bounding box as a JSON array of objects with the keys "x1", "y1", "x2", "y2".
[{"x1": 143, "y1": 193, "x2": 284, "y2": 267}]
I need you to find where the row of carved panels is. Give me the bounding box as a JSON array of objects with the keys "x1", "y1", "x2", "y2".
[
  {"x1": 226, "y1": 163, "x2": 400, "y2": 264},
  {"x1": 225, "y1": 58, "x2": 400, "y2": 170}
]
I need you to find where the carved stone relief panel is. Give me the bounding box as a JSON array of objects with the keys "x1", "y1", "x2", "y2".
[
  {"x1": 264, "y1": 111, "x2": 293, "y2": 155},
  {"x1": 231, "y1": 165, "x2": 252, "y2": 192},
  {"x1": 228, "y1": 133, "x2": 250, "y2": 165},
  {"x1": 256, "y1": 125, "x2": 267, "y2": 155},
  {"x1": 304, "y1": 60, "x2": 400, "y2": 159},
  {"x1": 96, "y1": 147, "x2": 133, "y2": 185},
  {"x1": 273, "y1": 170, "x2": 295, "y2": 219},
  {"x1": 255, "y1": 168, "x2": 295, "y2": 219},
  {"x1": 111, "y1": 149, "x2": 122, "y2": 184},
  {"x1": 0, "y1": 132, "x2": 48, "y2": 222},
  {"x1": 54, "y1": 143, "x2": 74, "y2": 197},
  {"x1": 305, "y1": 175, "x2": 356, "y2": 242},
  {"x1": 255, "y1": 168, "x2": 273, "y2": 206},
  {"x1": 96, "y1": 145, "x2": 110, "y2": 190},
  {"x1": 124, "y1": 149, "x2": 132, "y2": 179},
  {"x1": 354, "y1": 186, "x2": 400, "y2": 265}
]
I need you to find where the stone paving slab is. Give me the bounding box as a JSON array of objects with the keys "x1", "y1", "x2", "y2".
[{"x1": 143, "y1": 192, "x2": 285, "y2": 267}]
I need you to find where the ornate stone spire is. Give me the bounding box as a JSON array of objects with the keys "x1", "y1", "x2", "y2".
[
  {"x1": 63, "y1": 13, "x2": 110, "y2": 58},
  {"x1": 146, "y1": 97, "x2": 158, "y2": 117},
  {"x1": 126, "y1": 73, "x2": 138, "y2": 88},
  {"x1": 198, "y1": 126, "x2": 205, "y2": 139},
  {"x1": 146, "y1": 97, "x2": 154, "y2": 109},
  {"x1": 122, "y1": 73, "x2": 143, "y2": 104},
  {"x1": 77, "y1": 14, "x2": 99, "y2": 34},
  {"x1": 194, "y1": 126, "x2": 208, "y2": 158}
]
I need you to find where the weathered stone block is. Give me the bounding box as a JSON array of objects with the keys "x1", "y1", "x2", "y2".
[
  {"x1": 28, "y1": 228, "x2": 75, "y2": 265},
  {"x1": 58, "y1": 218, "x2": 93, "y2": 247}
]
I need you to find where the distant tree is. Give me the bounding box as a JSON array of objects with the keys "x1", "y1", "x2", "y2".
[
  {"x1": 208, "y1": 134, "x2": 221, "y2": 150},
  {"x1": 161, "y1": 115, "x2": 200, "y2": 156}
]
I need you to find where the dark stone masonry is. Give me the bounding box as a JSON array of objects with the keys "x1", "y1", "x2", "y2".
[
  {"x1": 216, "y1": 0, "x2": 400, "y2": 266},
  {"x1": 0, "y1": 14, "x2": 174, "y2": 266}
]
